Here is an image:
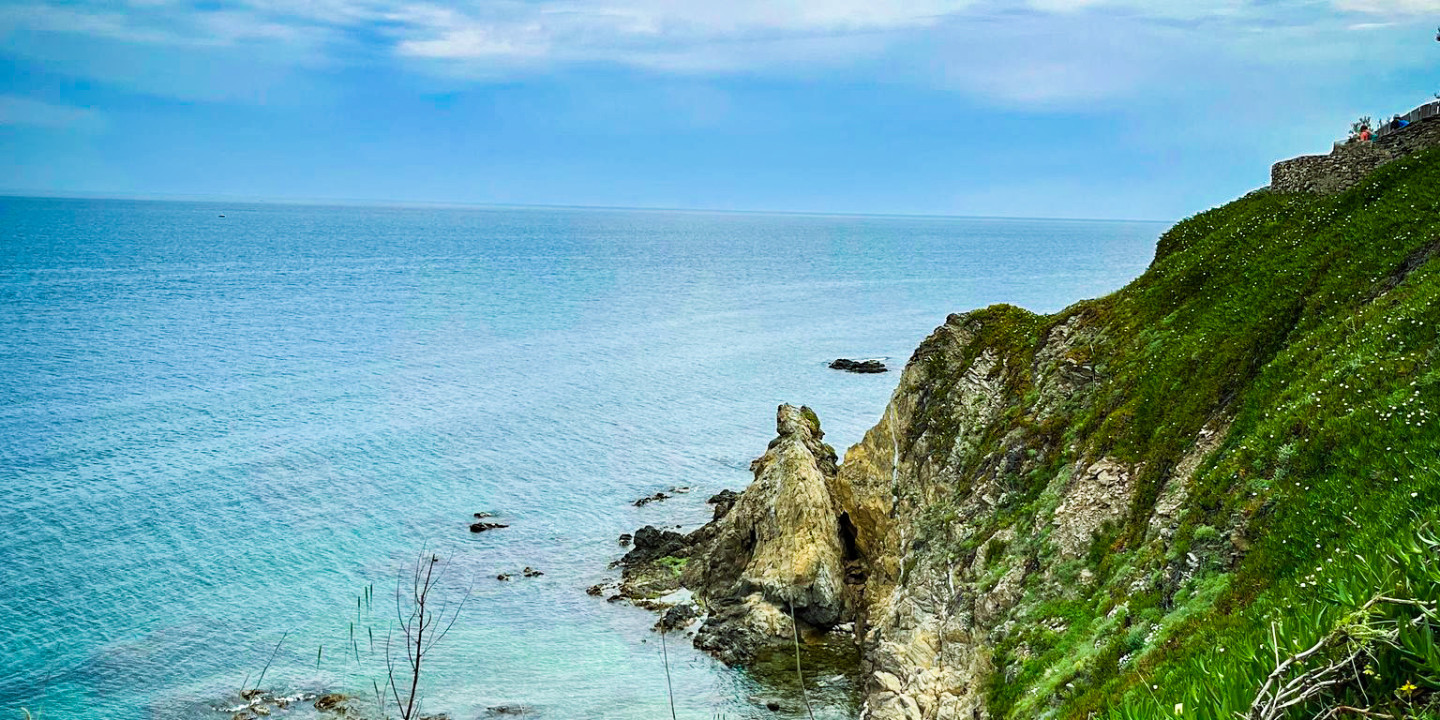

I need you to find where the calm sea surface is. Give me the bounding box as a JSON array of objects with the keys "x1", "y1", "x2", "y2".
[{"x1": 0, "y1": 197, "x2": 1167, "y2": 719}]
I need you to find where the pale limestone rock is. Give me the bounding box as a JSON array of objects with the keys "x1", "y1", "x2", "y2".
[
  {"x1": 733, "y1": 405, "x2": 848, "y2": 624},
  {"x1": 681, "y1": 404, "x2": 852, "y2": 662},
  {"x1": 1050, "y1": 457, "x2": 1135, "y2": 559},
  {"x1": 1148, "y1": 420, "x2": 1230, "y2": 543}
]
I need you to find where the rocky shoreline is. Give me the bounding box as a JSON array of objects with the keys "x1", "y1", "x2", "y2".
[{"x1": 601, "y1": 405, "x2": 866, "y2": 670}]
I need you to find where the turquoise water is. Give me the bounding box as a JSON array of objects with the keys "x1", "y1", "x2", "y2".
[{"x1": 0, "y1": 197, "x2": 1167, "y2": 719}]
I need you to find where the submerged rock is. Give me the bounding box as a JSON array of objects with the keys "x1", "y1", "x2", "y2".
[
  {"x1": 221, "y1": 690, "x2": 320, "y2": 720},
  {"x1": 313, "y1": 694, "x2": 347, "y2": 712},
  {"x1": 632, "y1": 491, "x2": 671, "y2": 507},
  {"x1": 828, "y1": 358, "x2": 887, "y2": 373},
  {"x1": 485, "y1": 706, "x2": 538, "y2": 717}
]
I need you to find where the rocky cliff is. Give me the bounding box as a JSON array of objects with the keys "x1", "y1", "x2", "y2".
[
  {"x1": 619, "y1": 146, "x2": 1440, "y2": 720},
  {"x1": 616, "y1": 405, "x2": 860, "y2": 665}
]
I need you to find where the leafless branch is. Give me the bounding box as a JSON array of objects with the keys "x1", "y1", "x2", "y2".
[
  {"x1": 384, "y1": 550, "x2": 473, "y2": 720},
  {"x1": 660, "y1": 625, "x2": 678, "y2": 720},
  {"x1": 789, "y1": 602, "x2": 816, "y2": 720},
  {"x1": 249, "y1": 630, "x2": 288, "y2": 695}
]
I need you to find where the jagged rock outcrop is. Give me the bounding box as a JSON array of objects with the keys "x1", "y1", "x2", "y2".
[
  {"x1": 691, "y1": 405, "x2": 851, "y2": 656},
  {"x1": 616, "y1": 404, "x2": 856, "y2": 664}
]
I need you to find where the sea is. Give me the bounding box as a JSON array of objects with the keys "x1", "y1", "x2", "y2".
[{"x1": 0, "y1": 196, "x2": 1168, "y2": 719}]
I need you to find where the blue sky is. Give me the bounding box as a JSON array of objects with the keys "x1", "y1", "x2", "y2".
[{"x1": 0, "y1": 1, "x2": 1436, "y2": 220}]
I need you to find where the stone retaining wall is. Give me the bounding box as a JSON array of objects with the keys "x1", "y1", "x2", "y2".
[{"x1": 1271, "y1": 116, "x2": 1440, "y2": 194}]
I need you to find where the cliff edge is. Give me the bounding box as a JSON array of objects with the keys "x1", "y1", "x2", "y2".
[{"x1": 621, "y1": 145, "x2": 1440, "y2": 720}]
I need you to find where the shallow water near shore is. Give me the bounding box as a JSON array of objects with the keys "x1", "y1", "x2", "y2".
[{"x1": 0, "y1": 197, "x2": 1165, "y2": 718}]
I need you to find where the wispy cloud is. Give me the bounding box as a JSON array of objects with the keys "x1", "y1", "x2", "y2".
[
  {"x1": 0, "y1": 0, "x2": 1433, "y2": 106},
  {"x1": 0, "y1": 2, "x2": 311, "y2": 47},
  {"x1": 0, "y1": 95, "x2": 103, "y2": 130},
  {"x1": 1333, "y1": 0, "x2": 1440, "y2": 14}
]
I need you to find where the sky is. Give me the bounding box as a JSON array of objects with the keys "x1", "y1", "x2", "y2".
[{"x1": 0, "y1": 1, "x2": 1436, "y2": 220}]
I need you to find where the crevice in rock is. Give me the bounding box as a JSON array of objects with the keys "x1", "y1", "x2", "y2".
[{"x1": 839, "y1": 512, "x2": 861, "y2": 563}]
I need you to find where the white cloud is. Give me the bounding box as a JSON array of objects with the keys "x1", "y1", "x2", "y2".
[
  {"x1": 2, "y1": 0, "x2": 1433, "y2": 107},
  {"x1": 380, "y1": 0, "x2": 980, "y2": 70},
  {"x1": 0, "y1": 95, "x2": 103, "y2": 130},
  {"x1": 0, "y1": 2, "x2": 311, "y2": 47},
  {"x1": 1333, "y1": 0, "x2": 1440, "y2": 14},
  {"x1": 389, "y1": 6, "x2": 550, "y2": 60},
  {"x1": 1025, "y1": 0, "x2": 1254, "y2": 18}
]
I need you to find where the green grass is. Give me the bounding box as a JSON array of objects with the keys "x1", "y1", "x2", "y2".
[{"x1": 919, "y1": 148, "x2": 1440, "y2": 719}]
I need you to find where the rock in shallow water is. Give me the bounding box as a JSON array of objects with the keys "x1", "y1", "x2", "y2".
[
  {"x1": 828, "y1": 358, "x2": 887, "y2": 373},
  {"x1": 313, "y1": 694, "x2": 346, "y2": 712},
  {"x1": 632, "y1": 491, "x2": 670, "y2": 506},
  {"x1": 485, "y1": 705, "x2": 537, "y2": 717},
  {"x1": 657, "y1": 600, "x2": 700, "y2": 631}
]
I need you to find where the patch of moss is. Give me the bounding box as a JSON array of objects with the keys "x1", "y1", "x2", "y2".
[
  {"x1": 800, "y1": 405, "x2": 823, "y2": 435},
  {"x1": 656, "y1": 556, "x2": 688, "y2": 575}
]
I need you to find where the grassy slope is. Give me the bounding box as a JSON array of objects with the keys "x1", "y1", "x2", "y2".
[{"x1": 954, "y1": 147, "x2": 1440, "y2": 719}]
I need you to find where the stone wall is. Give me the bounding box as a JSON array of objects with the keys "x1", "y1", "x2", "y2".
[{"x1": 1271, "y1": 116, "x2": 1440, "y2": 194}]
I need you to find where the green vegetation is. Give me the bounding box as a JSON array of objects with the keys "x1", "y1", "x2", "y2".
[
  {"x1": 1080, "y1": 146, "x2": 1440, "y2": 718},
  {"x1": 657, "y1": 555, "x2": 689, "y2": 576},
  {"x1": 915, "y1": 148, "x2": 1440, "y2": 719}
]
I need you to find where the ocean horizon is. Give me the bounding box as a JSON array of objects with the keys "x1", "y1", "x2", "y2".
[{"x1": 0, "y1": 193, "x2": 1178, "y2": 225}]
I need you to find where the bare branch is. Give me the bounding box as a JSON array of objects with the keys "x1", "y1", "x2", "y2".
[{"x1": 384, "y1": 549, "x2": 472, "y2": 720}]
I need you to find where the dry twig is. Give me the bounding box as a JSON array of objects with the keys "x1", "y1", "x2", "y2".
[{"x1": 385, "y1": 550, "x2": 472, "y2": 720}]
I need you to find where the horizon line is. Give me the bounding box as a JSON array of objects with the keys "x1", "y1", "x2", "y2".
[{"x1": 0, "y1": 189, "x2": 1180, "y2": 225}]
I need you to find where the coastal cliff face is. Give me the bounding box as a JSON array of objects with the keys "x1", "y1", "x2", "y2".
[
  {"x1": 823, "y1": 146, "x2": 1440, "y2": 719},
  {"x1": 833, "y1": 307, "x2": 1116, "y2": 719},
  {"x1": 621, "y1": 147, "x2": 1440, "y2": 719},
  {"x1": 826, "y1": 303, "x2": 1245, "y2": 719}
]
